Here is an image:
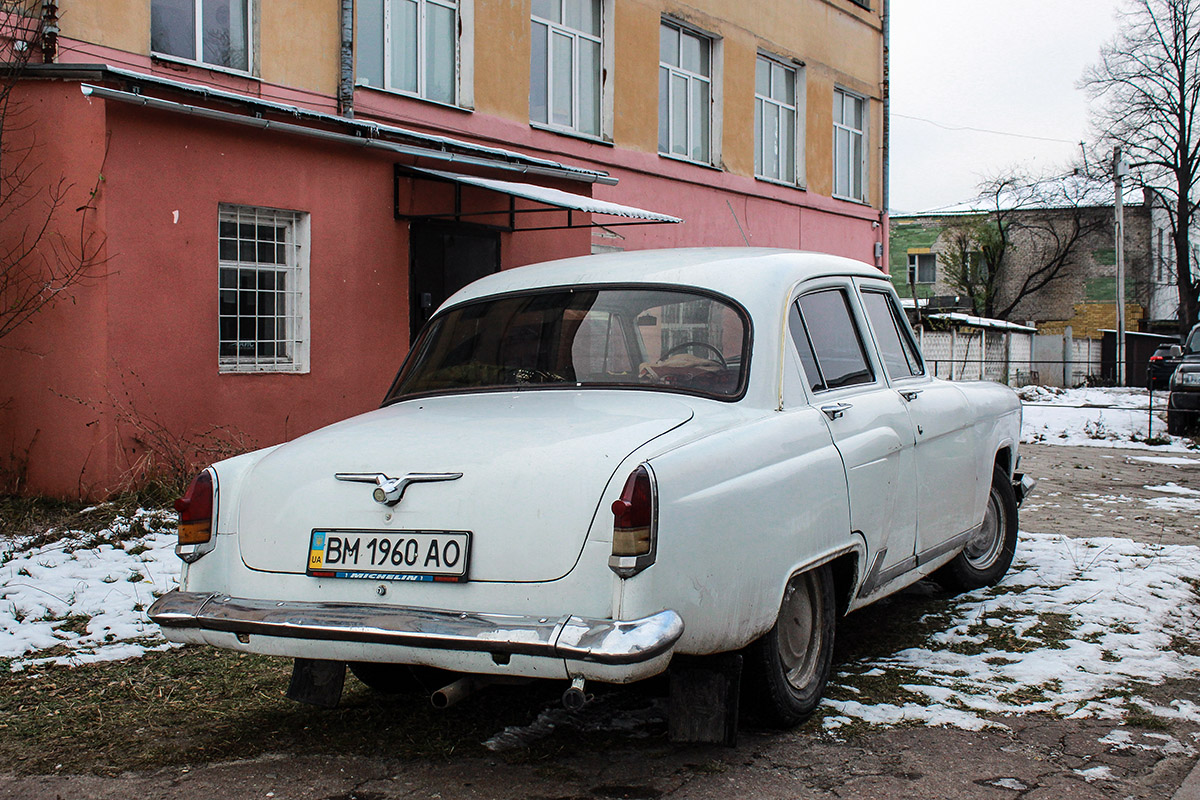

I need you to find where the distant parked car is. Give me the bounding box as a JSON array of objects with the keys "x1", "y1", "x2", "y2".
[
  {"x1": 149, "y1": 248, "x2": 1034, "y2": 729},
  {"x1": 1168, "y1": 323, "x2": 1200, "y2": 435},
  {"x1": 1148, "y1": 342, "x2": 1184, "y2": 390}
]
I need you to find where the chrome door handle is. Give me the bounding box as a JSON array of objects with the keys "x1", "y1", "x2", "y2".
[
  {"x1": 820, "y1": 402, "x2": 853, "y2": 420},
  {"x1": 899, "y1": 389, "x2": 923, "y2": 402}
]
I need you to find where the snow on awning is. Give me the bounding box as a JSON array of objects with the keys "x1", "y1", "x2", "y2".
[
  {"x1": 394, "y1": 165, "x2": 683, "y2": 230},
  {"x1": 928, "y1": 312, "x2": 1037, "y2": 333}
]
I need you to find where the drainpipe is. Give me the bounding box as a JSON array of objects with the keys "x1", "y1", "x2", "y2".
[
  {"x1": 338, "y1": 0, "x2": 354, "y2": 117},
  {"x1": 878, "y1": 0, "x2": 889, "y2": 271},
  {"x1": 41, "y1": 0, "x2": 59, "y2": 64}
]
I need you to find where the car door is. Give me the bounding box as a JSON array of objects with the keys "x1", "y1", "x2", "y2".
[
  {"x1": 856, "y1": 283, "x2": 979, "y2": 553},
  {"x1": 788, "y1": 282, "x2": 919, "y2": 579}
]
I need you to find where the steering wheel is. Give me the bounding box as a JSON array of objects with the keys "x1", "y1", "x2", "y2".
[{"x1": 664, "y1": 341, "x2": 727, "y2": 367}]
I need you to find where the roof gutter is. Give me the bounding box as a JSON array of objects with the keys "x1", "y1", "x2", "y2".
[{"x1": 80, "y1": 84, "x2": 619, "y2": 186}]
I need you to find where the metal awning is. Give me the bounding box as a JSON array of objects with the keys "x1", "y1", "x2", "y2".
[{"x1": 394, "y1": 165, "x2": 682, "y2": 231}]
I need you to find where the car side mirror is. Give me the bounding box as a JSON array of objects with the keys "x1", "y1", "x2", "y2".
[{"x1": 1170, "y1": 345, "x2": 1184, "y2": 358}]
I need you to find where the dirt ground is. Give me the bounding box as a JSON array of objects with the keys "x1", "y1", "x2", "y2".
[
  {"x1": 1018, "y1": 443, "x2": 1200, "y2": 546},
  {"x1": 3, "y1": 443, "x2": 1200, "y2": 800}
]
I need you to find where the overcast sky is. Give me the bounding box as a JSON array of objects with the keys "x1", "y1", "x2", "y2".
[{"x1": 889, "y1": 0, "x2": 1124, "y2": 214}]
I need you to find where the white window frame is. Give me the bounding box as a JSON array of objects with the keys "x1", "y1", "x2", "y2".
[
  {"x1": 356, "y1": 0, "x2": 472, "y2": 108},
  {"x1": 907, "y1": 252, "x2": 936, "y2": 285},
  {"x1": 659, "y1": 18, "x2": 720, "y2": 166},
  {"x1": 755, "y1": 52, "x2": 805, "y2": 186},
  {"x1": 833, "y1": 87, "x2": 868, "y2": 203},
  {"x1": 529, "y1": 0, "x2": 608, "y2": 139},
  {"x1": 150, "y1": 0, "x2": 254, "y2": 75},
  {"x1": 218, "y1": 205, "x2": 310, "y2": 374}
]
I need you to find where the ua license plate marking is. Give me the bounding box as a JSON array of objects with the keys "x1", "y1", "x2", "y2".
[{"x1": 307, "y1": 529, "x2": 470, "y2": 582}]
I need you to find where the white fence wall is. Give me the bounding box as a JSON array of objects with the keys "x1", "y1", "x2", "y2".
[
  {"x1": 916, "y1": 323, "x2": 1101, "y2": 387},
  {"x1": 918, "y1": 328, "x2": 1038, "y2": 386}
]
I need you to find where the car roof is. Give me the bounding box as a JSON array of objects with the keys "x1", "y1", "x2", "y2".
[{"x1": 442, "y1": 248, "x2": 888, "y2": 313}]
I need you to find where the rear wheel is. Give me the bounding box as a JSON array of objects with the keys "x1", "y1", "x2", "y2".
[
  {"x1": 743, "y1": 564, "x2": 837, "y2": 728},
  {"x1": 935, "y1": 466, "x2": 1018, "y2": 592}
]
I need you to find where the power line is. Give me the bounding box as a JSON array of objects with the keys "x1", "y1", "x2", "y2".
[{"x1": 892, "y1": 112, "x2": 1081, "y2": 145}]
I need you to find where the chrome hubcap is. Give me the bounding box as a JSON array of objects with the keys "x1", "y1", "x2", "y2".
[
  {"x1": 776, "y1": 573, "x2": 822, "y2": 691},
  {"x1": 963, "y1": 486, "x2": 1005, "y2": 570}
]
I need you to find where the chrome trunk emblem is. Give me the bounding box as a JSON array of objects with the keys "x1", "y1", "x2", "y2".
[{"x1": 335, "y1": 471, "x2": 463, "y2": 506}]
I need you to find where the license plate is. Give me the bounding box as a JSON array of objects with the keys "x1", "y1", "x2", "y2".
[{"x1": 307, "y1": 529, "x2": 470, "y2": 582}]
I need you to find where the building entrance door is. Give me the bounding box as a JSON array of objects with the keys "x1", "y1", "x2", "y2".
[{"x1": 409, "y1": 225, "x2": 501, "y2": 341}]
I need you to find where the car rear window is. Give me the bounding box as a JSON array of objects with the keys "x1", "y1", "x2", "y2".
[{"x1": 385, "y1": 287, "x2": 750, "y2": 402}]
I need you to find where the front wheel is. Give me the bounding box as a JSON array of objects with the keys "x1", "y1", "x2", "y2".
[
  {"x1": 934, "y1": 465, "x2": 1018, "y2": 593},
  {"x1": 743, "y1": 564, "x2": 837, "y2": 728}
]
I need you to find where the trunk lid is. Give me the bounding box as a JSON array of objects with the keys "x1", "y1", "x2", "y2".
[{"x1": 235, "y1": 391, "x2": 693, "y2": 581}]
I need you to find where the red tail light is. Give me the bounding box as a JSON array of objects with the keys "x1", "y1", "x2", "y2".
[
  {"x1": 1150, "y1": 355, "x2": 1163, "y2": 362},
  {"x1": 175, "y1": 471, "x2": 214, "y2": 545},
  {"x1": 611, "y1": 465, "x2": 654, "y2": 558}
]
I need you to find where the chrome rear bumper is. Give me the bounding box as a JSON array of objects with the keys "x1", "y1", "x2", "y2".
[{"x1": 148, "y1": 591, "x2": 684, "y2": 666}]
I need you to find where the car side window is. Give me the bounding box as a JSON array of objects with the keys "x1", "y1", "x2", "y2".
[
  {"x1": 788, "y1": 302, "x2": 825, "y2": 392},
  {"x1": 791, "y1": 288, "x2": 874, "y2": 391},
  {"x1": 861, "y1": 290, "x2": 924, "y2": 379}
]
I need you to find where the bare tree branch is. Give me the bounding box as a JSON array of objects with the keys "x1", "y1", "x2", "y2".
[
  {"x1": 0, "y1": 1, "x2": 108, "y2": 342},
  {"x1": 939, "y1": 169, "x2": 1110, "y2": 322},
  {"x1": 1083, "y1": 0, "x2": 1200, "y2": 334}
]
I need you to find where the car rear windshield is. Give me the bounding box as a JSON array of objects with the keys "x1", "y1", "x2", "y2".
[{"x1": 385, "y1": 287, "x2": 750, "y2": 402}]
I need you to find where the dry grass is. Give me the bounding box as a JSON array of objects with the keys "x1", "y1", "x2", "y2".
[{"x1": 0, "y1": 646, "x2": 658, "y2": 776}]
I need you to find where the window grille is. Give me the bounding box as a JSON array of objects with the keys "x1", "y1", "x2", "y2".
[{"x1": 218, "y1": 206, "x2": 308, "y2": 373}]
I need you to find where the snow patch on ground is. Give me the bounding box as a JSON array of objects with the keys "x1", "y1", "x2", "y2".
[
  {"x1": 1018, "y1": 386, "x2": 1193, "y2": 451},
  {"x1": 1074, "y1": 766, "x2": 1115, "y2": 783},
  {"x1": 824, "y1": 533, "x2": 1200, "y2": 730},
  {"x1": 1145, "y1": 482, "x2": 1200, "y2": 496},
  {"x1": 0, "y1": 510, "x2": 180, "y2": 670},
  {"x1": 1129, "y1": 455, "x2": 1200, "y2": 466}
]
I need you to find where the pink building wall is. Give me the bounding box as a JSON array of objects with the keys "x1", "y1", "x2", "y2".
[{"x1": 3, "y1": 61, "x2": 885, "y2": 498}]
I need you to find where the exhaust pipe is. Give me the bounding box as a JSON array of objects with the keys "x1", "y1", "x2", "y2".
[
  {"x1": 562, "y1": 676, "x2": 590, "y2": 710},
  {"x1": 431, "y1": 676, "x2": 485, "y2": 709}
]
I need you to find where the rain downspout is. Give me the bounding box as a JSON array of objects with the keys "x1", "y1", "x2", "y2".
[
  {"x1": 879, "y1": 0, "x2": 889, "y2": 271},
  {"x1": 338, "y1": 0, "x2": 354, "y2": 117},
  {"x1": 41, "y1": 0, "x2": 59, "y2": 63}
]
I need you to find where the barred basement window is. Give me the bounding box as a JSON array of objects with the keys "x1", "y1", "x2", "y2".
[{"x1": 218, "y1": 206, "x2": 310, "y2": 373}]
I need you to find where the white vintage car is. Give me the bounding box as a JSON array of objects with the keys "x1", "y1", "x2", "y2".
[{"x1": 150, "y1": 248, "x2": 1031, "y2": 729}]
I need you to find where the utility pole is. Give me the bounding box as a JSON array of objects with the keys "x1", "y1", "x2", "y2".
[{"x1": 1113, "y1": 147, "x2": 1128, "y2": 386}]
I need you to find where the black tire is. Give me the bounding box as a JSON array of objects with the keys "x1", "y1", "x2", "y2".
[
  {"x1": 934, "y1": 466, "x2": 1018, "y2": 593},
  {"x1": 348, "y1": 662, "x2": 453, "y2": 695},
  {"x1": 1168, "y1": 409, "x2": 1185, "y2": 436},
  {"x1": 743, "y1": 564, "x2": 837, "y2": 728}
]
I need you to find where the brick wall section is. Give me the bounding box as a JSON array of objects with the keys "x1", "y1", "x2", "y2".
[{"x1": 890, "y1": 203, "x2": 1155, "y2": 333}]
